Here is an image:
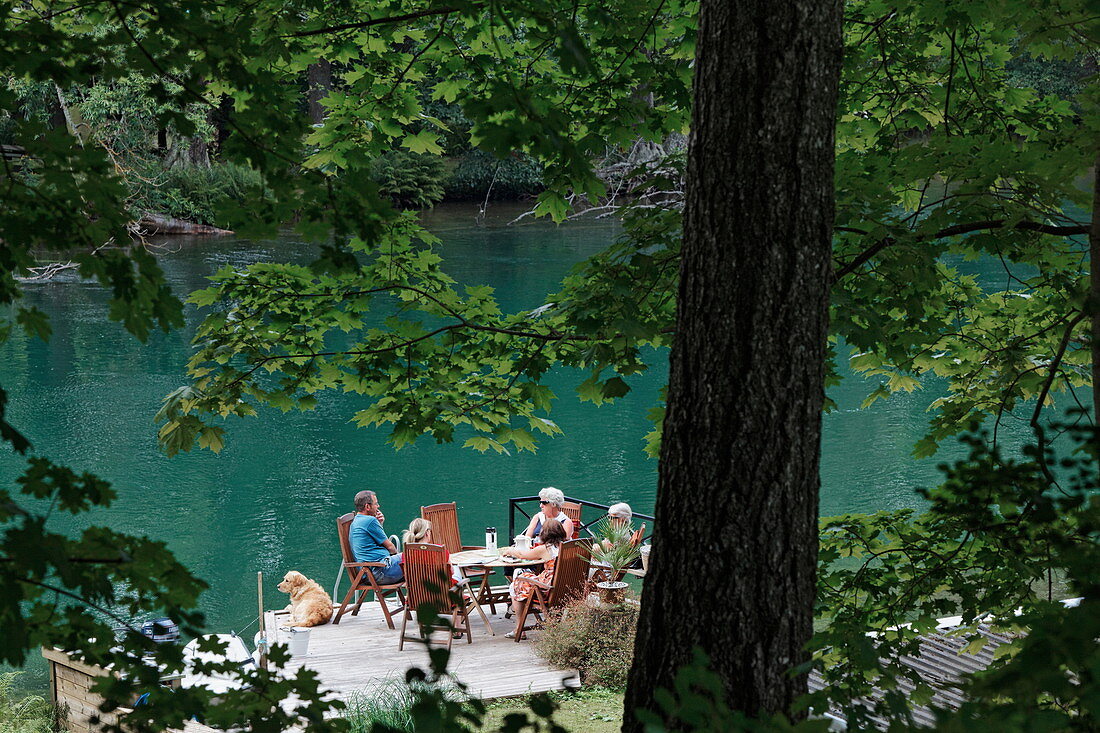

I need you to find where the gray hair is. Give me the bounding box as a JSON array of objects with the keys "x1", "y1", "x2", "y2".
[
  {"x1": 354, "y1": 490, "x2": 377, "y2": 513},
  {"x1": 608, "y1": 502, "x2": 633, "y2": 520},
  {"x1": 538, "y1": 486, "x2": 565, "y2": 507}
]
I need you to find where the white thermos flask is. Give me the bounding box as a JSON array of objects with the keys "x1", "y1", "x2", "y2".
[{"x1": 485, "y1": 527, "x2": 498, "y2": 555}]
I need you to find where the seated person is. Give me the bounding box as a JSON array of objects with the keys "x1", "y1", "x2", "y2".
[
  {"x1": 521, "y1": 487, "x2": 575, "y2": 543},
  {"x1": 500, "y1": 519, "x2": 568, "y2": 638},
  {"x1": 599, "y1": 502, "x2": 634, "y2": 549},
  {"x1": 403, "y1": 517, "x2": 432, "y2": 545},
  {"x1": 608, "y1": 502, "x2": 632, "y2": 528},
  {"x1": 350, "y1": 489, "x2": 403, "y2": 584},
  {"x1": 402, "y1": 517, "x2": 464, "y2": 583}
]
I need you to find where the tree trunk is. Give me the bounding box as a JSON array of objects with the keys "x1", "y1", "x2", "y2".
[
  {"x1": 1090, "y1": 152, "x2": 1100, "y2": 426},
  {"x1": 187, "y1": 136, "x2": 211, "y2": 168},
  {"x1": 307, "y1": 60, "x2": 332, "y2": 126},
  {"x1": 212, "y1": 95, "x2": 233, "y2": 151},
  {"x1": 622, "y1": 0, "x2": 842, "y2": 727}
]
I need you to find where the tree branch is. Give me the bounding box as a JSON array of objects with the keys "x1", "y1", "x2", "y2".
[
  {"x1": 287, "y1": 6, "x2": 470, "y2": 38},
  {"x1": 1029, "y1": 311, "x2": 1086, "y2": 485},
  {"x1": 834, "y1": 220, "x2": 1091, "y2": 282}
]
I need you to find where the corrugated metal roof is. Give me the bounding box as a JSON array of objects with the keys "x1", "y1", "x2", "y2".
[{"x1": 809, "y1": 623, "x2": 1021, "y2": 729}]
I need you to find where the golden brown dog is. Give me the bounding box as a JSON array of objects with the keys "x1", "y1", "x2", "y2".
[{"x1": 277, "y1": 571, "x2": 333, "y2": 627}]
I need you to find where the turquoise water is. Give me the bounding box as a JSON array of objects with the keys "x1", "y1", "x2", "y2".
[{"x1": 2, "y1": 203, "x2": 1037, "y2": 683}]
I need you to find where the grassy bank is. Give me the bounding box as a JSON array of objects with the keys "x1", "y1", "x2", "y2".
[
  {"x1": 340, "y1": 680, "x2": 623, "y2": 732},
  {"x1": 483, "y1": 689, "x2": 624, "y2": 732}
]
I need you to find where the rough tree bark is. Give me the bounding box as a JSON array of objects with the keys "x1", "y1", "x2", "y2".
[
  {"x1": 307, "y1": 60, "x2": 332, "y2": 126},
  {"x1": 1090, "y1": 153, "x2": 1100, "y2": 425},
  {"x1": 622, "y1": 0, "x2": 842, "y2": 727}
]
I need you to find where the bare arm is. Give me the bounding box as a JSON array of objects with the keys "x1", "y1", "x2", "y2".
[
  {"x1": 383, "y1": 538, "x2": 398, "y2": 555},
  {"x1": 563, "y1": 517, "x2": 575, "y2": 538},
  {"x1": 501, "y1": 543, "x2": 551, "y2": 561},
  {"x1": 523, "y1": 514, "x2": 539, "y2": 538}
]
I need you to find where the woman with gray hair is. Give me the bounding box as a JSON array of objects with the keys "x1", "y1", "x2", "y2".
[
  {"x1": 607, "y1": 502, "x2": 632, "y2": 526},
  {"x1": 598, "y1": 502, "x2": 637, "y2": 550},
  {"x1": 520, "y1": 486, "x2": 575, "y2": 543}
]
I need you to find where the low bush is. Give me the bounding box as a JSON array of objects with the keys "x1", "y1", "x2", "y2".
[
  {"x1": 369, "y1": 150, "x2": 447, "y2": 210},
  {"x1": 444, "y1": 149, "x2": 544, "y2": 201},
  {"x1": 535, "y1": 594, "x2": 639, "y2": 690},
  {"x1": 130, "y1": 161, "x2": 263, "y2": 225},
  {"x1": 343, "y1": 679, "x2": 415, "y2": 733},
  {"x1": 343, "y1": 674, "x2": 472, "y2": 732},
  {"x1": 0, "y1": 672, "x2": 54, "y2": 733}
]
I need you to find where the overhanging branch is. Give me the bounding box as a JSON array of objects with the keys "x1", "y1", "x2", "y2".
[
  {"x1": 834, "y1": 220, "x2": 1091, "y2": 282},
  {"x1": 287, "y1": 5, "x2": 472, "y2": 38}
]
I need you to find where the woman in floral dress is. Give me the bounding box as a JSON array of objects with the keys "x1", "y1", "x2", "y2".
[{"x1": 501, "y1": 519, "x2": 567, "y2": 638}]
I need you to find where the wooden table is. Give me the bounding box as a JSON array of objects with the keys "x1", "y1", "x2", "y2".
[
  {"x1": 450, "y1": 549, "x2": 542, "y2": 569},
  {"x1": 450, "y1": 550, "x2": 541, "y2": 617}
]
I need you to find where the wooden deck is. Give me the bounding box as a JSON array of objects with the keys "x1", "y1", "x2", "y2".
[{"x1": 263, "y1": 600, "x2": 580, "y2": 702}]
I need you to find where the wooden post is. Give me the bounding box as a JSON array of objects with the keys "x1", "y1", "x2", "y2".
[{"x1": 257, "y1": 571, "x2": 268, "y2": 670}]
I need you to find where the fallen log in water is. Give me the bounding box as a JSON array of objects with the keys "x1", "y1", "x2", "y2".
[{"x1": 136, "y1": 213, "x2": 234, "y2": 236}]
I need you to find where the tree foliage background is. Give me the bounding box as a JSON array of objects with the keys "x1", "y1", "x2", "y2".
[{"x1": 0, "y1": 0, "x2": 1098, "y2": 728}]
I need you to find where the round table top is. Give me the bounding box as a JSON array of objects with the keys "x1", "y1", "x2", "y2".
[{"x1": 449, "y1": 549, "x2": 541, "y2": 568}]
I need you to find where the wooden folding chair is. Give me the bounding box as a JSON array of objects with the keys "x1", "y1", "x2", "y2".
[
  {"x1": 398, "y1": 543, "x2": 474, "y2": 651},
  {"x1": 513, "y1": 539, "x2": 591, "y2": 642},
  {"x1": 420, "y1": 502, "x2": 482, "y2": 554},
  {"x1": 614, "y1": 522, "x2": 647, "y2": 582},
  {"x1": 421, "y1": 502, "x2": 501, "y2": 612},
  {"x1": 561, "y1": 501, "x2": 583, "y2": 539},
  {"x1": 333, "y1": 512, "x2": 406, "y2": 629}
]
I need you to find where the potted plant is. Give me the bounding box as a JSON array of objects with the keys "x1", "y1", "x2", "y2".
[{"x1": 589, "y1": 520, "x2": 641, "y2": 606}]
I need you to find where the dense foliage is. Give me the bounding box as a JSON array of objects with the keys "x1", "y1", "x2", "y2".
[
  {"x1": 130, "y1": 162, "x2": 263, "y2": 225},
  {"x1": 369, "y1": 150, "x2": 447, "y2": 210},
  {"x1": 811, "y1": 424, "x2": 1100, "y2": 727},
  {"x1": 165, "y1": 0, "x2": 1097, "y2": 467},
  {"x1": 0, "y1": 0, "x2": 690, "y2": 728},
  {"x1": 0, "y1": 672, "x2": 53, "y2": 733},
  {"x1": 445, "y1": 149, "x2": 544, "y2": 201},
  {"x1": 1, "y1": 0, "x2": 1098, "y2": 728}
]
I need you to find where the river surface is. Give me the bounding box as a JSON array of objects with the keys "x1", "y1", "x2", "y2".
[{"x1": 3, "y1": 203, "x2": 1039, "y2": 686}]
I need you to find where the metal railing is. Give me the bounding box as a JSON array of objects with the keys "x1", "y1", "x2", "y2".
[{"x1": 506, "y1": 495, "x2": 654, "y2": 542}]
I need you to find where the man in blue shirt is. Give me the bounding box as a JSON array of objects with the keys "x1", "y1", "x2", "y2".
[{"x1": 349, "y1": 490, "x2": 403, "y2": 584}]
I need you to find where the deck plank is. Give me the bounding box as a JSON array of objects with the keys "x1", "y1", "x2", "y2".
[{"x1": 262, "y1": 602, "x2": 578, "y2": 703}]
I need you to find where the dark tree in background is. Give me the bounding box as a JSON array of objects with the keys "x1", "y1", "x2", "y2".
[
  {"x1": 307, "y1": 59, "x2": 332, "y2": 126},
  {"x1": 623, "y1": 0, "x2": 842, "y2": 726}
]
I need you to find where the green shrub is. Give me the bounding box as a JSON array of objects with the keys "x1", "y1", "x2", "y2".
[
  {"x1": 342, "y1": 675, "x2": 471, "y2": 732},
  {"x1": 1006, "y1": 53, "x2": 1088, "y2": 101},
  {"x1": 0, "y1": 672, "x2": 54, "y2": 733},
  {"x1": 0, "y1": 115, "x2": 15, "y2": 146},
  {"x1": 130, "y1": 161, "x2": 263, "y2": 225},
  {"x1": 343, "y1": 679, "x2": 416, "y2": 733},
  {"x1": 369, "y1": 150, "x2": 447, "y2": 210},
  {"x1": 535, "y1": 595, "x2": 639, "y2": 690},
  {"x1": 444, "y1": 149, "x2": 544, "y2": 201}
]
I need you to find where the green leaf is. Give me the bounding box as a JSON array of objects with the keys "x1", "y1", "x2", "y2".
[
  {"x1": 197, "y1": 426, "x2": 225, "y2": 453},
  {"x1": 16, "y1": 307, "x2": 51, "y2": 342},
  {"x1": 401, "y1": 130, "x2": 442, "y2": 155}
]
